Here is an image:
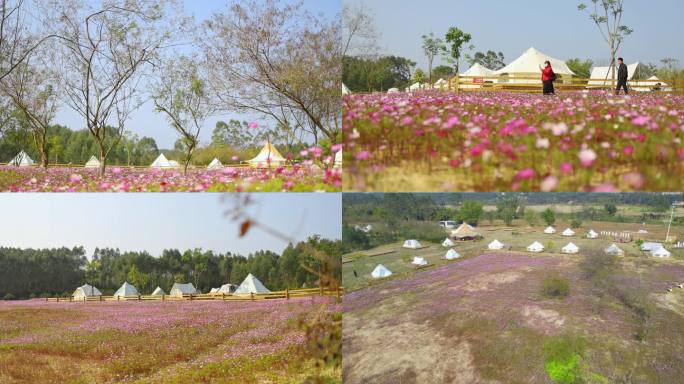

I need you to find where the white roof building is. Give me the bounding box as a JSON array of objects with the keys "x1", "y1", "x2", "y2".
[
  {"x1": 544, "y1": 226, "x2": 556, "y2": 234},
  {"x1": 588, "y1": 62, "x2": 640, "y2": 86},
  {"x1": 342, "y1": 83, "x2": 350, "y2": 95},
  {"x1": 445, "y1": 249, "x2": 461, "y2": 260},
  {"x1": 494, "y1": 47, "x2": 575, "y2": 83},
  {"x1": 371, "y1": 264, "x2": 392, "y2": 279},
  {"x1": 150, "y1": 153, "x2": 176, "y2": 168},
  {"x1": 640, "y1": 242, "x2": 663, "y2": 252},
  {"x1": 442, "y1": 238, "x2": 455, "y2": 247},
  {"x1": 411, "y1": 256, "x2": 428, "y2": 266},
  {"x1": 234, "y1": 273, "x2": 271, "y2": 295},
  {"x1": 113, "y1": 282, "x2": 139, "y2": 298},
  {"x1": 586, "y1": 229, "x2": 598, "y2": 239},
  {"x1": 7, "y1": 150, "x2": 34, "y2": 167},
  {"x1": 248, "y1": 143, "x2": 287, "y2": 168},
  {"x1": 651, "y1": 246, "x2": 671, "y2": 258},
  {"x1": 151, "y1": 286, "x2": 166, "y2": 296},
  {"x1": 527, "y1": 241, "x2": 544, "y2": 252},
  {"x1": 604, "y1": 243, "x2": 624, "y2": 256},
  {"x1": 170, "y1": 282, "x2": 197, "y2": 297},
  {"x1": 562, "y1": 228, "x2": 575, "y2": 236},
  {"x1": 561, "y1": 242, "x2": 579, "y2": 254},
  {"x1": 403, "y1": 239, "x2": 423, "y2": 249},
  {"x1": 73, "y1": 284, "x2": 102, "y2": 299},
  {"x1": 207, "y1": 158, "x2": 223, "y2": 170},
  {"x1": 217, "y1": 283, "x2": 236, "y2": 294},
  {"x1": 488, "y1": 239, "x2": 504, "y2": 250},
  {"x1": 84, "y1": 155, "x2": 101, "y2": 168}
]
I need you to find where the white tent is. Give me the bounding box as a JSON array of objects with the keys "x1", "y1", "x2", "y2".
[
  {"x1": 168, "y1": 160, "x2": 180, "y2": 168},
  {"x1": 561, "y1": 242, "x2": 579, "y2": 254},
  {"x1": 403, "y1": 239, "x2": 422, "y2": 249},
  {"x1": 637, "y1": 229, "x2": 648, "y2": 234},
  {"x1": 371, "y1": 264, "x2": 392, "y2": 278},
  {"x1": 408, "y1": 82, "x2": 424, "y2": 91},
  {"x1": 387, "y1": 88, "x2": 400, "y2": 94},
  {"x1": 248, "y1": 143, "x2": 287, "y2": 168},
  {"x1": 586, "y1": 229, "x2": 598, "y2": 239},
  {"x1": 588, "y1": 62, "x2": 640, "y2": 87},
  {"x1": 342, "y1": 83, "x2": 350, "y2": 95},
  {"x1": 651, "y1": 246, "x2": 671, "y2": 258},
  {"x1": 170, "y1": 282, "x2": 197, "y2": 297},
  {"x1": 411, "y1": 256, "x2": 428, "y2": 266},
  {"x1": 334, "y1": 149, "x2": 342, "y2": 169},
  {"x1": 459, "y1": 63, "x2": 496, "y2": 89},
  {"x1": 640, "y1": 242, "x2": 663, "y2": 252},
  {"x1": 72, "y1": 284, "x2": 102, "y2": 299},
  {"x1": 544, "y1": 226, "x2": 556, "y2": 234},
  {"x1": 207, "y1": 158, "x2": 223, "y2": 170},
  {"x1": 217, "y1": 283, "x2": 236, "y2": 294},
  {"x1": 234, "y1": 273, "x2": 271, "y2": 295},
  {"x1": 151, "y1": 286, "x2": 166, "y2": 296},
  {"x1": 113, "y1": 281, "x2": 139, "y2": 298},
  {"x1": 633, "y1": 75, "x2": 671, "y2": 92},
  {"x1": 442, "y1": 238, "x2": 455, "y2": 247},
  {"x1": 527, "y1": 241, "x2": 544, "y2": 252},
  {"x1": 562, "y1": 228, "x2": 575, "y2": 236},
  {"x1": 209, "y1": 288, "x2": 219, "y2": 294},
  {"x1": 494, "y1": 47, "x2": 575, "y2": 83},
  {"x1": 433, "y1": 78, "x2": 448, "y2": 90},
  {"x1": 604, "y1": 243, "x2": 624, "y2": 256},
  {"x1": 445, "y1": 249, "x2": 461, "y2": 260},
  {"x1": 84, "y1": 155, "x2": 101, "y2": 168},
  {"x1": 488, "y1": 239, "x2": 504, "y2": 250},
  {"x1": 150, "y1": 153, "x2": 174, "y2": 168},
  {"x1": 7, "y1": 150, "x2": 34, "y2": 167}
]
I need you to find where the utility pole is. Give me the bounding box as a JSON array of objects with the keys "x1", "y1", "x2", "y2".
[{"x1": 665, "y1": 203, "x2": 675, "y2": 242}]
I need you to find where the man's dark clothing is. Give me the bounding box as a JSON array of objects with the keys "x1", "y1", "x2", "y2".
[{"x1": 616, "y1": 62, "x2": 629, "y2": 94}]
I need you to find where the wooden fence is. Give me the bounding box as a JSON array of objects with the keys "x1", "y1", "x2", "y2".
[
  {"x1": 46, "y1": 286, "x2": 344, "y2": 303},
  {"x1": 445, "y1": 75, "x2": 678, "y2": 93}
]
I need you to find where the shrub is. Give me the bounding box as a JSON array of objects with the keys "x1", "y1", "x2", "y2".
[
  {"x1": 543, "y1": 334, "x2": 586, "y2": 384},
  {"x1": 3, "y1": 293, "x2": 16, "y2": 300},
  {"x1": 542, "y1": 275, "x2": 570, "y2": 299}
]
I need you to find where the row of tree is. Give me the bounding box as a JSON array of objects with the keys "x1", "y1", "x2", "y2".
[
  {"x1": 0, "y1": 236, "x2": 341, "y2": 299},
  {"x1": 0, "y1": 0, "x2": 340, "y2": 174}
]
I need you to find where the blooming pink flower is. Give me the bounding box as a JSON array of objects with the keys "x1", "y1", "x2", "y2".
[
  {"x1": 540, "y1": 175, "x2": 558, "y2": 191},
  {"x1": 623, "y1": 146, "x2": 634, "y2": 156},
  {"x1": 355, "y1": 151, "x2": 370, "y2": 160},
  {"x1": 578, "y1": 148, "x2": 597, "y2": 167},
  {"x1": 331, "y1": 144, "x2": 343, "y2": 153},
  {"x1": 560, "y1": 163, "x2": 573, "y2": 174},
  {"x1": 514, "y1": 168, "x2": 535, "y2": 180},
  {"x1": 623, "y1": 172, "x2": 644, "y2": 189},
  {"x1": 69, "y1": 174, "x2": 83, "y2": 183},
  {"x1": 400, "y1": 117, "x2": 414, "y2": 125}
]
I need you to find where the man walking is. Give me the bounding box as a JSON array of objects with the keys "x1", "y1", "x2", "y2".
[{"x1": 615, "y1": 57, "x2": 629, "y2": 95}]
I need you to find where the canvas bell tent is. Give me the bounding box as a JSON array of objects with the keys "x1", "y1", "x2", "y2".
[
  {"x1": 248, "y1": 143, "x2": 287, "y2": 168},
  {"x1": 150, "y1": 153, "x2": 176, "y2": 168},
  {"x1": 562, "y1": 242, "x2": 579, "y2": 254},
  {"x1": 651, "y1": 246, "x2": 671, "y2": 258},
  {"x1": 450, "y1": 222, "x2": 482, "y2": 240},
  {"x1": 442, "y1": 238, "x2": 455, "y2": 247},
  {"x1": 586, "y1": 229, "x2": 598, "y2": 239},
  {"x1": 411, "y1": 256, "x2": 428, "y2": 266},
  {"x1": 459, "y1": 63, "x2": 496, "y2": 89},
  {"x1": 113, "y1": 281, "x2": 139, "y2": 298},
  {"x1": 604, "y1": 243, "x2": 624, "y2": 256},
  {"x1": 588, "y1": 62, "x2": 640, "y2": 87},
  {"x1": 562, "y1": 228, "x2": 575, "y2": 236},
  {"x1": 151, "y1": 286, "x2": 166, "y2": 296},
  {"x1": 342, "y1": 83, "x2": 351, "y2": 95},
  {"x1": 170, "y1": 282, "x2": 197, "y2": 297},
  {"x1": 544, "y1": 226, "x2": 556, "y2": 234},
  {"x1": 371, "y1": 264, "x2": 392, "y2": 279},
  {"x1": 432, "y1": 78, "x2": 448, "y2": 90},
  {"x1": 387, "y1": 87, "x2": 400, "y2": 94},
  {"x1": 217, "y1": 283, "x2": 236, "y2": 294},
  {"x1": 207, "y1": 158, "x2": 223, "y2": 170},
  {"x1": 494, "y1": 47, "x2": 575, "y2": 84},
  {"x1": 73, "y1": 284, "x2": 102, "y2": 299},
  {"x1": 488, "y1": 239, "x2": 504, "y2": 250},
  {"x1": 527, "y1": 241, "x2": 544, "y2": 253},
  {"x1": 640, "y1": 242, "x2": 663, "y2": 252},
  {"x1": 84, "y1": 155, "x2": 101, "y2": 168},
  {"x1": 403, "y1": 239, "x2": 423, "y2": 249},
  {"x1": 7, "y1": 150, "x2": 34, "y2": 167},
  {"x1": 234, "y1": 274, "x2": 271, "y2": 295},
  {"x1": 445, "y1": 249, "x2": 461, "y2": 260}
]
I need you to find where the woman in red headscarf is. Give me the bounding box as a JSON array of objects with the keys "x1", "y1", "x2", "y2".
[{"x1": 539, "y1": 60, "x2": 555, "y2": 95}]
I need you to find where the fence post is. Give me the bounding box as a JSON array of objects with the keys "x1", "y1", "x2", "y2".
[
  {"x1": 69, "y1": 296, "x2": 72, "y2": 302},
  {"x1": 319, "y1": 285, "x2": 323, "y2": 296},
  {"x1": 190, "y1": 294, "x2": 193, "y2": 301},
  {"x1": 250, "y1": 292, "x2": 254, "y2": 302},
  {"x1": 56, "y1": 297, "x2": 59, "y2": 302},
  {"x1": 455, "y1": 74, "x2": 460, "y2": 94},
  {"x1": 336, "y1": 286, "x2": 341, "y2": 301},
  {"x1": 162, "y1": 294, "x2": 165, "y2": 301},
  {"x1": 138, "y1": 294, "x2": 141, "y2": 301},
  {"x1": 286, "y1": 288, "x2": 289, "y2": 300},
  {"x1": 222, "y1": 293, "x2": 225, "y2": 301}
]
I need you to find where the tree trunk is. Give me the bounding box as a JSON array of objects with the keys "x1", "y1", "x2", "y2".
[{"x1": 99, "y1": 145, "x2": 106, "y2": 176}]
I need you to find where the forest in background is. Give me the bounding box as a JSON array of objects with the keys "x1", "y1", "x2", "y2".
[{"x1": 0, "y1": 236, "x2": 341, "y2": 299}]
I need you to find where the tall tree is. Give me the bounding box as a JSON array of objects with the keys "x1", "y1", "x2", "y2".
[
  {"x1": 458, "y1": 200, "x2": 484, "y2": 226},
  {"x1": 578, "y1": 0, "x2": 633, "y2": 81},
  {"x1": 48, "y1": 0, "x2": 176, "y2": 175},
  {"x1": 421, "y1": 32, "x2": 442, "y2": 83},
  {"x1": 442, "y1": 27, "x2": 472, "y2": 74},
  {"x1": 153, "y1": 56, "x2": 214, "y2": 174}
]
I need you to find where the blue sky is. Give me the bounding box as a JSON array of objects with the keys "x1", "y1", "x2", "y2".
[
  {"x1": 54, "y1": 0, "x2": 341, "y2": 149},
  {"x1": 0, "y1": 193, "x2": 341, "y2": 257},
  {"x1": 345, "y1": 0, "x2": 684, "y2": 72}
]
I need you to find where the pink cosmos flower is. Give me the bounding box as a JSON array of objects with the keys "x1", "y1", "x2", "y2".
[
  {"x1": 69, "y1": 174, "x2": 83, "y2": 183},
  {"x1": 623, "y1": 146, "x2": 634, "y2": 156},
  {"x1": 540, "y1": 175, "x2": 559, "y2": 192},
  {"x1": 578, "y1": 148, "x2": 597, "y2": 167},
  {"x1": 400, "y1": 117, "x2": 414, "y2": 125},
  {"x1": 560, "y1": 162, "x2": 573, "y2": 174},
  {"x1": 591, "y1": 183, "x2": 617, "y2": 192},
  {"x1": 514, "y1": 168, "x2": 535, "y2": 180},
  {"x1": 623, "y1": 172, "x2": 644, "y2": 189},
  {"x1": 331, "y1": 144, "x2": 343, "y2": 153},
  {"x1": 355, "y1": 151, "x2": 370, "y2": 160}
]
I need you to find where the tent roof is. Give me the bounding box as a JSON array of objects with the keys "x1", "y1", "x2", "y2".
[
  {"x1": 207, "y1": 158, "x2": 223, "y2": 170},
  {"x1": 234, "y1": 273, "x2": 271, "y2": 294},
  {"x1": 114, "y1": 281, "x2": 139, "y2": 297},
  {"x1": 248, "y1": 143, "x2": 287, "y2": 166},
  {"x1": 445, "y1": 249, "x2": 460, "y2": 259},
  {"x1": 170, "y1": 282, "x2": 197, "y2": 294},
  {"x1": 589, "y1": 62, "x2": 640, "y2": 82},
  {"x1": 461, "y1": 63, "x2": 495, "y2": 77},
  {"x1": 151, "y1": 153, "x2": 172, "y2": 167},
  {"x1": 151, "y1": 286, "x2": 166, "y2": 296},
  {"x1": 494, "y1": 47, "x2": 575, "y2": 76},
  {"x1": 74, "y1": 284, "x2": 102, "y2": 297},
  {"x1": 451, "y1": 222, "x2": 481, "y2": 238},
  {"x1": 9, "y1": 150, "x2": 34, "y2": 166},
  {"x1": 84, "y1": 155, "x2": 101, "y2": 168},
  {"x1": 529, "y1": 241, "x2": 544, "y2": 248},
  {"x1": 342, "y1": 83, "x2": 350, "y2": 95},
  {"x1": 489, "y1": 239, "x2": 503, "y2": 247},
  {"x1": 371, "y1": 264, "x2": 392, "y2": 278}
]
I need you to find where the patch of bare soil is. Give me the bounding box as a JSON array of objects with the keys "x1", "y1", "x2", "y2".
[
  {"x1": 652, "y1": 290, "x2": 684, "y2": 317},
  {"x1": 456, "y1": 270, "x2": 524, "y2": 292},
  {"x1": 521, "y1": 305, "x2": 566, "y2": 333},
  {"x1": 343, "y1": 312, "x2": 499, "y2": 384}
]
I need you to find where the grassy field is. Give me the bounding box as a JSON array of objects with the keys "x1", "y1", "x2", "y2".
[
  {"x1": 0, "y1": 297, "x2": 341, "y2": 384},
  {"x1": 343, "y1": 250, "x2": 684, "y2": 383},
  {"x1": 343, "y1": 220, "x2": 683, "y2": 292}
]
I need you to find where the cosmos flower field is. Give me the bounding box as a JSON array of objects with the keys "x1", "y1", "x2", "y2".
[
  {"x1": 0, "y1": 165, "x2": 341, "y2": 192},
  {"x1": 0, "y1": 297, "x2": 340, "y2": 383},
  {"x1": 343, "y1": 91, "x2": 684, "y2": 192}
]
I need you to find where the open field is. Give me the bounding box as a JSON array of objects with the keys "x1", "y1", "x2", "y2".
[
  {"x1": 343, "y1": 91, "x2": 684, "y2": 192},
  {"x1": 343, "y1": 220, "x2": 684, "y2": 292},
  {"x1": 0, "y1": 166, "x2": 342, "y2": 192},
  {"x1": 343, "y1": 251, "x2": 684, "y2": 383},
  {"x1": 0, "y1": 297, "x2": 340, "y2": 384}
]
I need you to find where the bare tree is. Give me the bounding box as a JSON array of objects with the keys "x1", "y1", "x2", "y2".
[
  {"x1": 202, "y1": 0, "x2": 341, "y2": 144},
  {"x1": 341, "y1": 3, "x2": 378, "y2": 57},
  {"x1": 46, "y1": 0, "x2": 176, "y2": 175},
  {"x1": 578, "y1": 0, "x2": 633, "y2": 82},
  {"x1": 152, "y1": 56, "x2": 214, "y2": 174},
  {"x1": 1, "y1": 55, "x2": 59, "y2": 168}
]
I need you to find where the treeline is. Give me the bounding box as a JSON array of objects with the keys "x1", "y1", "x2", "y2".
[{"x1": 0, "y1": 237, "x2": 341, "y2": 299}]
